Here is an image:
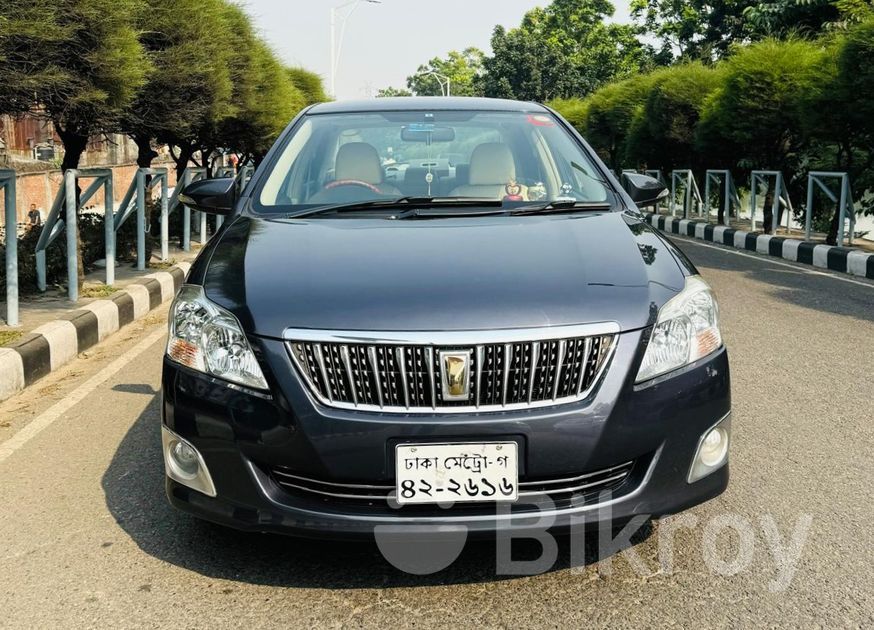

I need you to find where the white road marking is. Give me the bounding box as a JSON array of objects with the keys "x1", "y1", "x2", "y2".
[
  {"x1": 672, "y1": 235, "x2": 874, "y2": 290},
  {"x1": 0, "y1": 327, "x2": 166, "y2": 464}
]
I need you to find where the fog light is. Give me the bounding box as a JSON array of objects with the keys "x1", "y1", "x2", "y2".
[
  {"x1": 162, "y1": 426, "x2": 217, "y2": 497},
  {"x1": 688, "y1": 414, "x2": 731, "y2": 483},
  {"x1": 171, "y1": 441, "x2": 200, "y2": 477}
]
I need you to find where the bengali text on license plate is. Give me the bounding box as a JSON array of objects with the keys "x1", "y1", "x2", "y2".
[{"x1": 395, "y1": 442, "x2": 518, "y2": 505}]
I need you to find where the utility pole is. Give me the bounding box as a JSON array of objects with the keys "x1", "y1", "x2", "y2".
[{"x1": 330, "y1": 0, "x2": 381, "y2": 98}]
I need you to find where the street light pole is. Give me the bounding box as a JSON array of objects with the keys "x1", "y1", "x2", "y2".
[
  {"x1": 418, "y1": 71, "x2": 451, "y2": 96},
  {"x1": 330, "y1": 0, "x2": 380, "y2": 98}
]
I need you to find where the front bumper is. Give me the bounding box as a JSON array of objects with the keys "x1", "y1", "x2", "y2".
[{"x1": 162, "y1": 330, "x2": 731, "y2": 539}]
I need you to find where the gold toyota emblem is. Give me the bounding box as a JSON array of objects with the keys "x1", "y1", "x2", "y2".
[{"x1": 440, "y1": 351, "x2": 471, "y2": 401}]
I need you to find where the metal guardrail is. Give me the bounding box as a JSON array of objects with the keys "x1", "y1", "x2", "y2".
[
  {"x1": 36, "y1": 169, "x2": 114, "y2": 302},
  {"x1": 806, "y1": 172, "x2": 855, "y2": 246},
  {"x1": 704, "y1": 170, "x2": 741, "y2": 226},
  {"x1": 670, "y1": 170, "x2": 703, "y2": 218},
  {"x1": 2, "y1": 164, "x2": 251, "y2": 324},
  {"x1": 114, "y1": 168, "x2": 168, "y2": 277},
  {"x1": 749, "y1": 170, "x2": 793, "y2": 234}
]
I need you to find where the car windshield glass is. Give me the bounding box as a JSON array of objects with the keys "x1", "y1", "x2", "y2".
[{"x1": 255, "y1": 110, "x2": 611, "y2": 215}]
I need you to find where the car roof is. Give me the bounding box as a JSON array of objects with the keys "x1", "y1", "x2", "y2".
[{"x1": 307, "y1": 97, "x2": 549, "y2": 115}]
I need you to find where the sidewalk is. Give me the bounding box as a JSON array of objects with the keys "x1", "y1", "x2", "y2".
[
  {"x1": 1, "y1": 244, "x2": 199, "y2": 342},
  {"x1": 0, "y1": 245, "x2": 199, "y2": 401},
  {"x1": 645, "y1": 211, "x2": 874, "y2": 279}
]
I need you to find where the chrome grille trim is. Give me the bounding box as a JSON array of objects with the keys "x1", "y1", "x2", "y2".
[
  {"x1": 285, "y1": 323, "x2": 619, "y2": 414},
  {"x1": 268, "y1": 460, "x2": 634, "y2": 502}
]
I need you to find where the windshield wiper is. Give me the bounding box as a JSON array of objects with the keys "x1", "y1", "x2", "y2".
[
  {"x1": 510, "y1": 199, "x2": 612, "y2": 215},
  {"x1": 392, "y1": 207, "x2": 509, "y2": 220},
  {"x1": 285, "y1": 197, "x2": 503, "y2": 219}
]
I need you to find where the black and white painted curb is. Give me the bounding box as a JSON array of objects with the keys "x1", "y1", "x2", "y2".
[
  {"x1": 645, "y1": 213, "x2": 874, "y2": 280},
  {"x1": 0, "y1": 263, "x2": 190, "y2": 402}
]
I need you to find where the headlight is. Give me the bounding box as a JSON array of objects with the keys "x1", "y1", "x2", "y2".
[
  {"x1": 167, "y1": 285, "x2": 269, "y2": 390},
  {"x1": 636, "y1": 275, "x2": 722, "y2": 382}
]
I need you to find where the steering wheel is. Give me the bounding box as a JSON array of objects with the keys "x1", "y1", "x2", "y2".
[{"x1": 324, "y1": 179, "x2": 382, "y2": 194}]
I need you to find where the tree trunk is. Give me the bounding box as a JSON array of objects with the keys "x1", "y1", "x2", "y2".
[
  {"x1": 57, "y1": 127, "x2": 88, "y2": 173},
  {"x1": 133, "y1": 134, "x2": 157, "y2": 169},
  {"x1": 173, "y1": 144, "x2": 195, "y2": 181},
  {"x1": 826, "y1": 204, "x2": 840, "y2": 246},
  {"x1": 762, "y1": 192, "x2": 774, "y2": 235}
]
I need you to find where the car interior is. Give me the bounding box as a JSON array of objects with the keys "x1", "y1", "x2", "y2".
[{"x1": 258, "y1": 112, "x2": 610, "y2": 208}]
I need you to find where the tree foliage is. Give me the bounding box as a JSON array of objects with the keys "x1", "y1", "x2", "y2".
[
  {"x1": 624, "y1": 62, "x2": 723, "y2": 173},
  {"x1": 123, "y1": 0, "x2": 233, "y2": 167},
  {"x1": 0, "y1": 0, "x2": 151, "y2": 169},
  {"x1": 578, "y1": 73, "x2": 658, "y2": 171},
  {"x1": 287, "y1": 67, "x2": 329, "y2": 105},
  {"x1": 696, "y1": 38, "x2": 825, "y2": 172},
  {"x1": 631, "y1": 0, "x2": 869, "y2": 61},
  {"x1": 376, "y1": 86, "x2": 413, "y2": 97},
  {"x1": 0, "y1": 0, "x2": 325, "y2": 173},
  {"x1": 479, "y1": 0, "x2": 660, "y2": 102},
  {"x1": 406, "y1": 48, "x2": 484, "y2": 96}
]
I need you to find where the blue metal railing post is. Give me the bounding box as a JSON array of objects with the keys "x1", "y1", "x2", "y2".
[
  {"x1": 135, "y1": 169, "x2": 146, "y2": 270},
  {"x1": 64, "y1": 170, "x2": 79, "y2": 302},
  {"x1": 105, "y1": 173, "x2": 116, "y2": 286},
  {"x1": 1, "y1": 170, "x2": 19, "y2": 326},
  {"x1": 159, "y1": 171, "x2": 169, "y2": 260},
  {"x1": 181, "y1": 169, "x2": 193, "y2": 251}
]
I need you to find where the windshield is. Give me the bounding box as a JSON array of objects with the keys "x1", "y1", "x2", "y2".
[{"x1": 256, "y1": 109, "x2": 611, "y2": 213}]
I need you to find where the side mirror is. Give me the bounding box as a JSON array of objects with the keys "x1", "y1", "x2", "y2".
[
  {"x1": 622, "y1": 173, "x2": 668, "y2": 208},
  {"x1": 178, "y1": 177, "x2": 236, "y2": 215}
]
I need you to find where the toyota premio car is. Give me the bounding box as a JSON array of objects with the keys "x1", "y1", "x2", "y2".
[{"x1": 166, "y1": 97, "x2": 731, "y2": 539}]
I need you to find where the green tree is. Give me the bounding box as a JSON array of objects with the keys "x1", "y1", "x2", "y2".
[
  {"x1": 632, "y1": 0, "x2": 865, "y2": 61},
  {"x1": 581, "y1": 73, "x2": 658, "y2": 171},
  {"x1": 696, "y1": 39, "x2": 825, "y2": 172},
  {"x1": 0, "y1": 0, "x2": 150, "y2": 171},
  {"x1": 123, "y1": 0, "x2": 234, "y2": 169},
  {"x1": 624, "y1": 62, "x2": 723, "y2": 173},
  {"x1": 406, "y1": 48, "x2": 484, "y2": 96},
  {"x1": 189, "y1": 3, "x2": 303, "y2": 170},
  {"x1": 480, "y1": 0, "x2": 659, "y2": 102},
  {"x1": 630, "y1": 0, "x2": 754, "y2": 60},
  {"x1": 287, "y1": 67, "x2": 329, "y2": 105},
  {"x1": 376, "y1": 86, "x2": 413, "y2": 97},
  {"x1": 801, "y1": 19, "x2": 874, "y2": 240}
]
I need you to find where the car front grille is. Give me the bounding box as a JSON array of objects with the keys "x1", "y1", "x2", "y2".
[
  {"x1": 284, "y1": 325, "x2": 618, "y2": 413},
  {"x1": 268, "y1": 460, "x2": 635, "y2": 506}
]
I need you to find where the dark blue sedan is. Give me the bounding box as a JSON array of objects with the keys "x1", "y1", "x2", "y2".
[{"x1": 164, "y1": 97, "x2": 730, "y2": 539}]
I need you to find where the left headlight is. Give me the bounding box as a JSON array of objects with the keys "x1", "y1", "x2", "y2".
[
  {"x1": 166, "y1": 284, "x2": 269, "y2": 390},
  {"x1": 636, "y1": 275, "x2": 722, "y2": 383}
]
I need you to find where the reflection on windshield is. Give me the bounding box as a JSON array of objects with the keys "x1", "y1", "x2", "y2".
[{"x1": 257, "y1": 110, "x2": 611, "y2": 214}]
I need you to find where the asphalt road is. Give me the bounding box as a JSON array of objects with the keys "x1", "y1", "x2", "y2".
[{"x1": 1, "y1": 237, "x2": 873, "y2": 628}]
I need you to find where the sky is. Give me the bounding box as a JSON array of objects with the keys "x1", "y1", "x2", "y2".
[{"x1": 244, "y1": 0, "x2": 634, "y2": 100}]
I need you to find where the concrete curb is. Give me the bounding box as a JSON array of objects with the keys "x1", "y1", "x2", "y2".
[
  {"x1": 645, "y1": 213, "x2": 874, "y2": 280},
  {"x1": 0, "y1": 262, "x2": 190, "y2": 402}
]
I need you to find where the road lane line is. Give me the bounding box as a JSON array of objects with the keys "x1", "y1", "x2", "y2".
[
  {"x1": 0, "y1": 327, "x2": 166, "y2": 464},
  {"x1": 672, "y1": 235, "x2": 874, "y2": 290}
]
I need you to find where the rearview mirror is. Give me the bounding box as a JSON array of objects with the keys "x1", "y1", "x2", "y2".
[
  {"x1": 401, "y1": 124, "x2": 456, "y2": 143},
  {"x1": 178, "y1": 177, "x2": 235, "y2": 215},
  {"x1": 622, "y1": 173, "x2": 668, "y2": 208}
]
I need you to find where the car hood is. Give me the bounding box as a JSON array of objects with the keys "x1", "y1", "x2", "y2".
[{"x1": 201, "y1": 212, "x2": 690, "y2": 338}]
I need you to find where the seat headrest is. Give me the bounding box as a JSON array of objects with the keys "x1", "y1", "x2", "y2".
[
  {"x1": 468, "y1": 143, "x2": 516, "y2": 186},
  {"x1": 335, "y1": 142, "x2": 382, "y2": 184}
]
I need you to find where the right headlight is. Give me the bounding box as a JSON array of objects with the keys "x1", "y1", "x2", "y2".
[
  {"x1": 636, "y1": 275, "x2": 722, "y2": 383},
  {"x1": 166, "y1": 284, "x2": 269, "y2": 390}
]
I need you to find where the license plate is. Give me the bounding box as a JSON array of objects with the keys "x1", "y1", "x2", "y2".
[{"x1": 395, "y1": 442, "x2": 518, "y2": 505}]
